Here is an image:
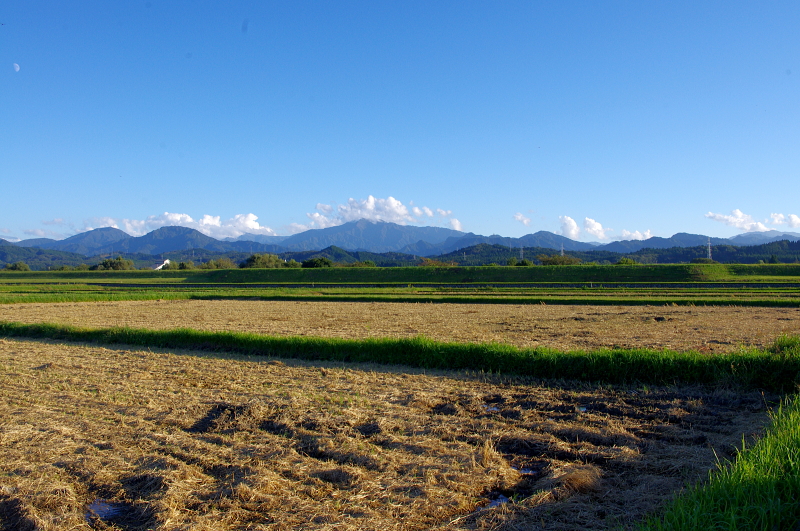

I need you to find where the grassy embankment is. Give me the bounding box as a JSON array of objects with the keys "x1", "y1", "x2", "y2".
[
  {"x1": 638, "y1": 392, "x2": 800, "y2": 531},
  {"x1": 1, "y1": 264, "x2": 800, "y2": 306},
  {"x1": 1, "y1": 321, "x2": 798, "y2": 393},
  {"x1": 6, "y1": 263, "x2": 800, "y2": 284}
]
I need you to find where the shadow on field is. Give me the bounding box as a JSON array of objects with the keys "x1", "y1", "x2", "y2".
[{"x1": 0, "y1": 495, "x2": 37, "y2": 531}]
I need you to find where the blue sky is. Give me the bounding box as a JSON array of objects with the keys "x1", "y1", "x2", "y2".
[{"x1": 2, "y1": 1, "x2": 798, "y2": 242}]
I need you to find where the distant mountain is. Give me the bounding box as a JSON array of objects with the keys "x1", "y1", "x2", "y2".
[
  {"x1": 86, "y1": 226, "x2": 284, "y2": 256},
  {"x1": 43, "y1": 227, "x2": 132, "y2": 255},
  {"x1": 14, "y1": 237, "x2": 59, "y2": 248},
  {"x1": 598, "y1": 233, "x2": 731, "y2": 253},
  {"x1": 277, "y1": 219, "x2": 464, "y2": 252},
  {"x1": 9, "y1": 220, "x2": 800, "y2": 261},
  {"x1": 226, "y1": 234, "x2": 290, "y2": 244},
  {"x1": 400, "y1": 230, "x2": 598, "y2": 256},
  {"x1": 728, "y1": 230, "x2": 800, "y2": 245},
  {"x1": 0, "y1": 245, "x2": 92, "y2": 270}
]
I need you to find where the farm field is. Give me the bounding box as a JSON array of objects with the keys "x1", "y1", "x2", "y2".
[
  {"x1": 0, "y1": 337, "x2": 774, "y2": 530},
  {"x1": 0, "y1": 299, "x2": 799, "y2": 352},
  {"x1": 2, "y1": 263, "x2": 800, "y2": 307},
  {"x1": 2, "y1": 271, "x2": 799, "y2": 529}
]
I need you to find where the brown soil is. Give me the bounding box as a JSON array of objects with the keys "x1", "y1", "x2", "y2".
[
  {"x1": 1, "y1": 300, "x2": 799, "y2": 351},
  {"x1": 0, "y1": 338, "x2": 772, "y2": 530}
]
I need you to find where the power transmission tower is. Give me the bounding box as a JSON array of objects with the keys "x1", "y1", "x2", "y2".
[{"x1": 707, "y1": 238, "x2": 712, "y2": 261}]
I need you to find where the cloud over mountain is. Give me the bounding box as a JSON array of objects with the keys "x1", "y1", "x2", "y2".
[
  {"x1": 558, "y1": 216, "x2": 580, "y2": 240},
  {"x1": 291, "y1": 195, "x2": 459, "y2": 233},
  {"x1": 85, "y1": 212, "x2": 277, "y2": 239},
  {"x1": 513, "y1": 213, "x2": 531, "y2": 226},
  {"x1": 583, "y1": 217, "x2": 612, "y2": 240},
  {"x1": 705, "y1": 209, "x2": 769, "y2": 232},
  {"x1": 620, "y1": 229, "x2": 653, "y2": 240},
  {"x1": 770, "y1": 213, "x2": 800, "y2": 228}
]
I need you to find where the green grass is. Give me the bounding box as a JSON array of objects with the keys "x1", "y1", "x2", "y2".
[
  {"x1": 1, "y1": 321, "x2": 798, "y2": 393},
  {"x1": 1, "y1": 278, "x2": 799, "y2": 306},
  {"x1": 3, "y1": 263, "x2": 800, "y2": 283},
  {"x1": 638, "y1": 393, "x2": 800, "y2": 531}
]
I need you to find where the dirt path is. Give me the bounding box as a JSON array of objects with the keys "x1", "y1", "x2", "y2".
[{"x1": 1, "y1": 300, "x2": 798, "y2": 351}]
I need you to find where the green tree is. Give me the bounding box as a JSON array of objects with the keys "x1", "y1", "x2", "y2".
[
  {"x1": 301, "y1": 257, "x2": 334, "y2": 268},
  {"x1": 417, "y1": 257, "x2": 457, "y2": 267},
  {"x1": 537, "y1": 254, "x2": 582, "y2": 265},
  {"x1": 4, "y1": 261, "x2": 31, "y2": 271},
  {"x1": 91, "y1": 256, "x2": 135, "y2": 270},
  {"x1": 240, "y1": 253, "x2": 283, "y2": 269},
  {"x1": 506, "y1": 257, "x2": 518, "y2": 266},
  {"x1": 346, "y1": 260, "x2": 377, "y2": 268},
  {"x1": 199, "y1": 258, "x2": 236, "y2": 269},
  {"x1": 178, "y1": 261, "x2": 196, "y2": 270},
  {"x1": 616, "y1": 257, "x2": 638, "y2": 265},
  {"x1": 516, "y1": 259, "x2": 533, "y2": 266}
]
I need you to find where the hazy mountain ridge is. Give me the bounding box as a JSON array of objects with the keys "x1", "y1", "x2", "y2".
[{"x1": 8, "y1": 219, "x2": 800, "y2": 259}]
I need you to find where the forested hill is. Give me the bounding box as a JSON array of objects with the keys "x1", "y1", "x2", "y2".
[
  {"x1": 433, "y1": 240, "x2": 800, "y2": 265},
  {"x1": 4, "y1": 240, "x2": 800, "y2": 271}
]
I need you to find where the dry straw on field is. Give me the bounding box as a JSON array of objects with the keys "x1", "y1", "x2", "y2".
[
  {"x1": 0, "y1": 337, "x2": 772, "y2": 530},
  {"x1": 1, "y1": 300, "x2": 799, "y2": 352}
]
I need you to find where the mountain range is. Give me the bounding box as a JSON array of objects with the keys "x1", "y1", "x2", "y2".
[{"x1": 5, "y1": 219, "x2": 800, "y2": 258}]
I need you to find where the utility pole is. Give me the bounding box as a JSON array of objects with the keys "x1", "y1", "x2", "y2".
[{"x1": 707, "y1": 238, "x2": 712, "y2": 261}]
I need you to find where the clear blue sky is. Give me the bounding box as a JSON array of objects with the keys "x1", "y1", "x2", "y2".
[{"x1": 2, "y1": 1, "x2": 798, "y2": 242}]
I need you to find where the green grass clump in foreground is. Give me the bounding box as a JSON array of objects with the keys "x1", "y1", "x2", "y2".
[
  {"x1": 1, "y1": 321, "x2": 799, "y2": 393},
  {"x1": 638, "y1": 393, "x2": 800, "y2": 531}
]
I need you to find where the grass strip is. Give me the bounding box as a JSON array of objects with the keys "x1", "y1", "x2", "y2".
[
  {"x1": 638, "y1": 393, "x2": 800, "y2": 531},
  {"x1": 1, "y1": 321, "x2": 799, "y2": 393},
  {"x1": 2, "y1": 291, "x2": 799, "y2": 307}
]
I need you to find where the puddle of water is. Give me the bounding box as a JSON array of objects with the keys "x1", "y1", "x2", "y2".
[
  {"x1": 486, "y1": 494, "x2": 510, "y2": 508},
  {"x1": 85, "y1": 499, "x2": 122, "y2": 522}
]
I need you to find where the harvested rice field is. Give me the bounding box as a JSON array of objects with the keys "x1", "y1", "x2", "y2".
[
  {"x1": 0, "y1": 338, "x2": 774, "y2": 530},
  {"x1": 1, "y1": 299, "x2": 799, "y2": 352}
]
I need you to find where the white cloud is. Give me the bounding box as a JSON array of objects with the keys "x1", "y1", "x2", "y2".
[
  {"x1": 705, "y1": 209, "x2": 769, "y2": 232},
  {"x1": 22, "y1": 229, "x2": 64, "y2": 240},
  {"x1": 412, "y1": 206, "x2": 435, "y2": 217},
  {"x1": 584, "y1": 217, "x2": 612, "y2": 240},
  {"x1": 513, "y1": 213, "x2": 531, "y2": 226},
  {"x1": 620, "y1": 229, "x2": 653, "y2": 240},
  {"x1": 558, "y1": 216, "x2": 580, "y2": 240},
  {"x1": 85, "y1": 212, "x2": 277, "y2": 239},
  {"x1": 450, "y1": 218, "x2": 463, "y2": 231},
  {"x1": 316, "y1": 203, "x2": 334, "y2": 214},
  {"x1": 295, "y1": 195, "x2": 459, "y2": 232},
  {"x1": 770, "y1": 212, "x2": 800, "y2": 228}
]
